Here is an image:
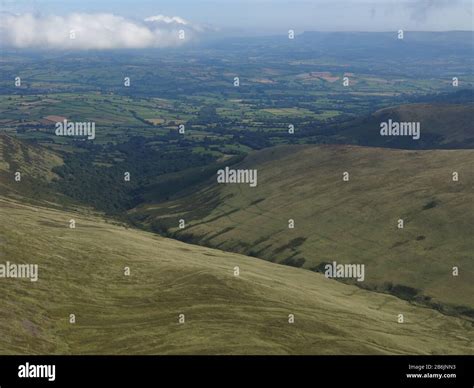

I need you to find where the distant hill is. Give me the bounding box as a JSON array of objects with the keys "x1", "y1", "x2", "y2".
[
  {"x1": 211, "y1": 31, "x2": 474, "y2": 73},
  {"x1": 0, "y1": 195, "x2": 472, "y2": 354},
  {"x1": 297, "y1": 31, "x2": 474, "y2": 67},
  {"x1": 137, "y1": 144, "x2": 474, "y2": 317},
  {"x1": 335, "y1": 103, "x2": 474, "y2": 149}
]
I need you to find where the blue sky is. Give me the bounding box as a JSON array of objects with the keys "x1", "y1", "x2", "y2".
[{"x1": 2, "y1": 0, "x2": 472, "y2": 34}]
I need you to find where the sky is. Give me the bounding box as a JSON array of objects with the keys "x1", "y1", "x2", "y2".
[{"x1": 0, "y1": 0, "x2": 472, "y2": 49}]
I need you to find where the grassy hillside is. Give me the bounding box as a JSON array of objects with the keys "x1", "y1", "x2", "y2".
[
  {"x1": 0, "y1": 133, "x2": 67, "y2": 206},
  {"x1": 0, "y1": 196, "x2": 472, "y2": 355},
  {"x1": 138, "y1": 144, "x2": 474, "y2": 316},
  {"x1": 336, "y1": 103, "x2": 474, "y2": 148}
]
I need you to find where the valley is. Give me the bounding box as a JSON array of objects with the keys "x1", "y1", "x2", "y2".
[
  {"x1": 135, "y1": 144, "x2": 474, "y2": 317},
  {"x1": 0, "y1": 31, "x2": 473, "y2": 356}
]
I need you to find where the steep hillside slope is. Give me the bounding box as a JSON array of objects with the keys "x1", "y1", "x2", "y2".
[
  {"x1": 0, "y1": 133, "x2": 62, "y2": 181},
  {"x1": 0, "y1": 196, "x2": 472, "y2": 354},
  {"x1": 0, "y1": 133, "x2": 65, "y2": 204},
  {"x1": 138, "y1": 144, "x2": 474, "y2": 315},
  {"x1": 336, "y1": 103, "x2": 474, "y2": 148}
]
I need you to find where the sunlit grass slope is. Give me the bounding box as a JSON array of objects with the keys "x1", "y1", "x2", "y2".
[
  {"x1": 140, "y1": 144, "x2": 474, "y2": 315},
  {"x1": 0, "y1": 197, "x2": 472, "y2": 355}
]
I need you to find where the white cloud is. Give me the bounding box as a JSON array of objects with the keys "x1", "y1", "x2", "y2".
[
  {"x1": 0, "y1": 12, "x2": 200, "y2": 49},
  {"x1": 144, "y1": 15, "x2": 188, "y2": 25}
]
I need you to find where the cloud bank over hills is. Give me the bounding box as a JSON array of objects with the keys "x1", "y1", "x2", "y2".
[{"x1": 0, "y1": 12, "x2": 204, "y2": 49}]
